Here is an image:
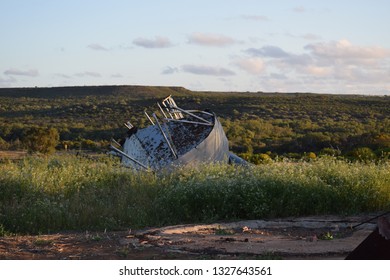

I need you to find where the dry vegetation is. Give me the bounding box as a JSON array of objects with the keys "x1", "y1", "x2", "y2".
[{"x1": 1, "y1": 155, "x2": 389, "y2": 235}]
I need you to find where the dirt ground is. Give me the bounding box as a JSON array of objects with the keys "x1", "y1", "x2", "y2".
[{"x1": 0, "y1": 214, "x2": 378, "y2": 260}]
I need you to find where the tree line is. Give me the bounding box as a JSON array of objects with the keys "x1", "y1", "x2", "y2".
[{"x1": 0, "y1": 86, "x2": 389, "y2": 161}]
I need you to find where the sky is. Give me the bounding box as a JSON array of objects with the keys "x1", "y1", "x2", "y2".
[{"x1": 1, "y1": 0, "x2": 390, "y2": 94}]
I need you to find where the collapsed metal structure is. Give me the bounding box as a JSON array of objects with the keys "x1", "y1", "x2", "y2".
[
  {"x1": 110, "y1": 96, "x2": 390, "y2": 259},
  {"x1": 111, "y1": 95, "x2": 245, "y2": 171}
]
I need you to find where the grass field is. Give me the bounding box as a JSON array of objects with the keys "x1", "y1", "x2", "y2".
[{"x1": 1, "y1": 154, "x2": 389, "y2": 235}]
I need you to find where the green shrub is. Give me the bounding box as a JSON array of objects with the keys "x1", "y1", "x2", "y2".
[
  {"x1": 350, "y1": 147, "x2": 377, "y2": 161},
  {"x1": 22, "y1": 127, "x2": 59, "y2": 155}
]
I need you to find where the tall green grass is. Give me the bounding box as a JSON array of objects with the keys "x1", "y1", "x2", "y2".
[{"x1": 1, "y1": 155, "x2": 389, "y2": 234}]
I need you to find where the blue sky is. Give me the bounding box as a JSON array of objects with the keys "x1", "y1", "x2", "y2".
[{"x1": 1, "y1": 0, "x2": 389, "y2": 94}]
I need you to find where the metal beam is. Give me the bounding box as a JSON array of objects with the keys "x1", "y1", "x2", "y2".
[
  {"x1": 110, "y1": 145, "x2": 148, "y2": 170},
  {"x1": 144, "y1": 111, "x2": 155, "y2": 125},
  {"x1": 167, "y1": 105, "x2": 213, "y2": 125},
  {"x1": 153, "y1": 113, "x2": 178, "y2": 159}
]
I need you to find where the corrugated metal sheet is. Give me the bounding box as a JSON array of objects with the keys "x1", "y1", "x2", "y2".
[{"x1": 174, "y1": 115, "x2": 229, "y2": 167}]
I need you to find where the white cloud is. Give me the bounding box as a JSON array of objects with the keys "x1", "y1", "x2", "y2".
[
  {"x1": 87, "y1": 43, "x2": 110, "y2": 51},
  {"x1": 181, "y1": 64, "x2": 235, "y2": 76},
  {"x1": 188, "y1": 32, "x2": 237, "y2": 47},
  {"x1": 245, "y1": 45, "x2": 312, "y2": 68},
  {"x1": 54, "y1": 73, "x2": 72, "y2": 79},
  {"x1": 305, "y1": 39, "x2": 390, "y2": 63},
  {"x1": 293, "y1": 6, "x2": 306, "y2": 13},
  {"x1": 242, "y1": 40, "x2": 390, "y2": 94},
  {"x1": 304, "y1": 66, "x2": 332, "y2": 77},
  {"x1": 74, "y1": 71, "x2": 102, "y2": 78},
  {"x1": 269, "y1": 73, "x2": 288, "y2": 80},
  {"x1": 4, "y1": 68, "x2": 39, "y2": 77},
  {"x1": 241, "y1": 15, "x2": 269, "y2": 21},
  {"x1": 285, "y1": 54, "x2": 313, "y2": 66},
  {"x1": 302, "y1": 40, "x2": 390, "y2": 85},
  {"x1": 246, "y1": 45, "x2": 290, "y2": 58},
  {"x1": 161, "y1": 66, "x2": 179, "y2": 75},
  {"x1": 133, "y1": 36, "x2": 173, "y2": 48},
  {"x1": 233, "y1": 57, "x2": 265, "y2": 75}
]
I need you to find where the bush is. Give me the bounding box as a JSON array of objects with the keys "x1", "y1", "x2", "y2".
[
  {"x1": 350, "y1": 147, "x2": 376, "y2": 161},
  {"x1": 0, "y1": 137, "x2": 10, "y2": 150},
  {"x1": 304, "y1": 152, "x2": 317, "y2": 160},
  {"x1": 23, "y1": 127, "x2": 59, "y2": 155}
]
